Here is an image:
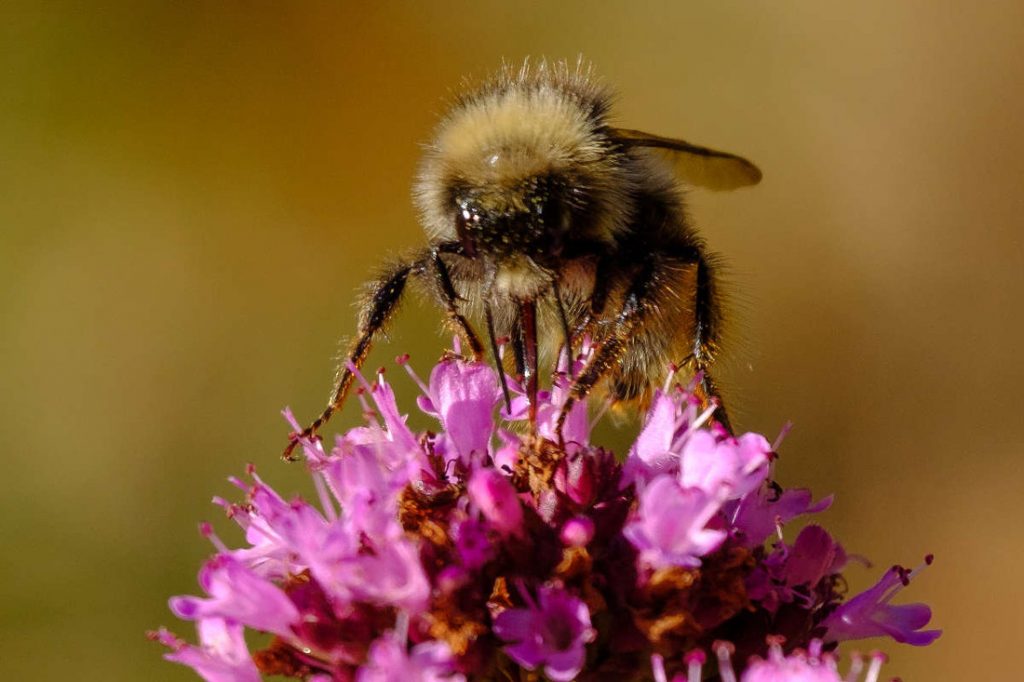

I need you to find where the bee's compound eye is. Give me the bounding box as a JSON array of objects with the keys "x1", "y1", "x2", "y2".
[
  {"x1": 455, "y1": 198, "x2": 479, "y2": 257},
  {"x1": 534, "y1": 191, "x2": 568, "y2": 255}
]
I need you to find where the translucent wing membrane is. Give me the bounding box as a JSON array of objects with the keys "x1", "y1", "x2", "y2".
[{"x1": 610, "y1": 127, "x2": 762, "y2": 190}]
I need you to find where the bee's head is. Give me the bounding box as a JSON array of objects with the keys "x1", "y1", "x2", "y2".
[
  {"x1": 450, "y1": 170, "x2": 573, "y2": 263},
  {"x1": 415, "y1": 61, "x2": 636, "y2": 287}
]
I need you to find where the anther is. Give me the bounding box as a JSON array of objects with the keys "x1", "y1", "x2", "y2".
[
  {"x1": 713, "y1": 641, "x2": 737, "y2": 682},
  {"x1": 684, "y1": 650, "x2": 706, "y2": 682}
]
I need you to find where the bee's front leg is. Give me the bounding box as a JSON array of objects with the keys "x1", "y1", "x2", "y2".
[
  {"x1": 284, "y1": 243, "x2": 487, "y2": 460},
  {"x1": 429, "y1": 245, "x2": 484, "y2": 360},
  {"x1": 283, "y1": 257, "x2": 417, "y2": 460}
]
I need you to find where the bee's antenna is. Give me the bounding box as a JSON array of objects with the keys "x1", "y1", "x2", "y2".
[
  {"x1": 552, "y1": 280, "x2": 574, "y2": 379},
  {"x1": 484, "y1": 300, "x2": 513, "y2": 415}
]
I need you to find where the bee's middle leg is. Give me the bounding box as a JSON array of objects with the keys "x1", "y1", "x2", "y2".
[{"x1": 429, "y1": 246, "x2": 484, "y2": 360}]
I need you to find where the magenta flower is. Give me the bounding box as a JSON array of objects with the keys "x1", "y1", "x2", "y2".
[
  {"x1": 823, "y1": 559, "x2": 941, "y2": 646},
  {"x1": 416, "y1": 356, "x2": 500, "y2": 462},
  {"x1": 623, "y1": 474, "x2": 728, "y2": 569},
  {"x1": 169, "y1": 555, "x2": 300, "y2": 638},
  {"x1": 623, "y1": 391, "x2": 771, "y2": 501},
  {"x1": 626, "y1": 389, "x2": 701, "y2": 481},
  {"x1": 154, "y1": 349, "x2": 939, "y2": 680},
  {"x1": 357, "y1": 635, "x2": 466, "y2": 682},
  {"x1": 151, "y1": 619, "x2": 260, "y2": 682},
  {"x1": 451, "y1": 518, "x2": 495, "y2": 569},
  {"x1": 467, "y1": 468, "x2": 524, "y2": 538},
  {"x1": 783, "y1": 525, "x2": 847, "y2": 589},
  {"x1": 677, "y1": 430, "x2": 772, "y2": 500},
  {"x1": 729, "y1": 483, "x2": 833, "y2": 548},
  {"x1": 493, "y1": 584, "x2": 596, "y2": 681}
]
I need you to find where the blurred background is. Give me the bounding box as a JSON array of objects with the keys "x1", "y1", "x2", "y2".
[{"x1": 2, "y1": 2, "x2": 1022, "y2": 679}]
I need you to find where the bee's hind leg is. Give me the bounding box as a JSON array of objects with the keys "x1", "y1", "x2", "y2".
[
  {"x1": 553, "y1": 249, "x2": 733, "y2": 445},
  {"x1": 681, "y1": 248, "x2": 732, "y2": 434}
]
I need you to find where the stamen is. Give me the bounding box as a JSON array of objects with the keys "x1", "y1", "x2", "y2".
[
  {"x1": 844, "y1": 652, "x2": 864, "y2": 682},
  {"x1": 714, "y1": 641, "x2": 737, "y2": 682},
  {"x1": 771, "y1": 420, "x2": 794, "y2": 453},
  {"x1": 864, "y1": 652, "x2": 886, "y2": 682},
  {"x1": 590, "y1": 397, "x2": 613, "y2": 430},
  {"x1": 355, "y1": 388, "x2": 373, "y2": 420},
  {"x1": 398, "y1": 354, "x2": 431, "y2": 396},
  {"x1": 650, "y1": 654, "x2": 668, "y2": 682},
  {"x1": 313, "y1": 472, "x2": 337, "y2": 522},
  {"x1": 199, "y1": 522, "x2": 229, "y2": 554},
  {"x1": 881, "y1": 556, "x2": 933, "y2": 605},
  {"x1": 690, "y1": 401, "x2": 719, "y2": 431},
  {"x1": 394, "y1": 611, "x2": 410, "y2": 644},
  {"x1": 346, "y1": 360, "x2": 375, "y2": 393},
  {"x1": 684, "y1": 650, "x2": 706, "y2": 682},
  {"x1": 663, "y1": 362, "x2": 680, "y2": 393}
]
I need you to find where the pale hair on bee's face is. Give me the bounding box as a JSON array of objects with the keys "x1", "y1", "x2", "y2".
[{"x1": 414, "y1": 60, "x2": 639, "y2": 276}]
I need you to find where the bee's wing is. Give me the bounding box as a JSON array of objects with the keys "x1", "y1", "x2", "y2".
[{"x1": 609, "y1": 127, "x2": 762, "y2": 191}]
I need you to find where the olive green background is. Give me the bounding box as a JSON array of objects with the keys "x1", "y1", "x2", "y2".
[{"x1": 2, "y1": 2, "x2": 1021, "y2": 679}]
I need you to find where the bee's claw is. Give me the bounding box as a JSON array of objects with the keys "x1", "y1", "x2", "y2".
[
  {"x1": 282, "y1": 427, "x2": 317, "y2": 462},
  {"x1": 282, "y1": 436, "x2": 301, "y2": 461}
]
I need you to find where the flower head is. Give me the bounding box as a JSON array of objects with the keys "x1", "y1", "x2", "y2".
[
  {"x1": 493, "y1": 585, "x2": 596, "y2": 681},
  {"x1": 155, "y1": 349, "x2": 939, "y2": 680}
]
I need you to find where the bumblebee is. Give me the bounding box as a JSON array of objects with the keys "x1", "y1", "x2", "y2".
[{"x1": 285, "y1": 60, "x2": 760, "y2": 458}]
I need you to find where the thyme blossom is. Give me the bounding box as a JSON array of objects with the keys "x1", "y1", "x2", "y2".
[{"x1": 153, "y1": 347, "x2": 939, "y2": 680}]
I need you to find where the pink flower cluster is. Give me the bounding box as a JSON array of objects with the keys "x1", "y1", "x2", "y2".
[{"x1": 152, "y1": 349, "x2": 939, "y2": 680}]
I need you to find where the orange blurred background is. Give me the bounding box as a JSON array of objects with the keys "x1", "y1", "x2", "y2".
[{"x1": 2, "y1": 2, "x2": 1022, "y2": 679}]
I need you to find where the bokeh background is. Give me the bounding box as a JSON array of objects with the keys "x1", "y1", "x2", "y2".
[{"x1": 2, "y1": 2, "x2": 1022, "y2": 679}]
